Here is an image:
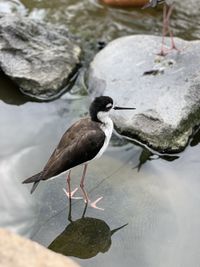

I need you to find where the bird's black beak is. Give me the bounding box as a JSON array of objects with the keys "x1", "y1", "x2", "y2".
[{"x1": 113, "y1": 106, "x2": 136, "y2": 110}]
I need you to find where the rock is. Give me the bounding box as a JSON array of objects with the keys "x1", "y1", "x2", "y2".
[
  {"x1": 88, "y1": 35, "x2": 200, "y2": 153},
  {"x1": 0, "y1": 13, "x2": 81, "y2": 100},
  {"x1": 100, "y1": 0, "x2": 148, "y2": 7},
  {"x1": 0, "y1": 0, "x2": 26, "y2": 15},
  {"x1": 0, "y1": 228, "x2": 80, "y2": 267},
  {"x1": 172, "y1": 0, "x2": 200, "y2": 16}
]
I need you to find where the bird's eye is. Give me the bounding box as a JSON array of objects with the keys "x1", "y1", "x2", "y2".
[{"x1": 106, "y1": 103, "x2": 113, "y2": 109}]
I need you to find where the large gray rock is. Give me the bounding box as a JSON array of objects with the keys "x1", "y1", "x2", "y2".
[
  {"x1": 89, "y1": 35, "x2": 200, "y2": 153},
  {"x1": 0, "y1": 13, "x2": 81, "y2": 100}
]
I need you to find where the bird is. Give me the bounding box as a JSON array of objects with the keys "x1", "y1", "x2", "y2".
[
  {"x1": 22, "y1": 96, "x2": 135, "y2": 210},
  {"x1": 143, "y1": 0, "x2": 179, "y2": 56}
]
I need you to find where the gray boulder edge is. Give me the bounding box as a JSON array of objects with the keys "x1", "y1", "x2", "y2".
[
  {"x1": 0, "y1": 13, "x2": 81, "y2": 100},
  {"x1": 88, "y1": 35, "x2": 200, "y2": 153}
]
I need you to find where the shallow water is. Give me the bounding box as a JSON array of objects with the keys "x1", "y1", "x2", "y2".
[
  {"x1": 1, "y1": 0, "x2": 200, "y2": 267},
  {"x1": 1, "y1": 94, "x2": 200, "y2": 266}
]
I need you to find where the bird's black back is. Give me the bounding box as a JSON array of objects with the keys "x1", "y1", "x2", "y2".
[{"x1": 40, "y1": 118, "x2": 105, "y2": 180}]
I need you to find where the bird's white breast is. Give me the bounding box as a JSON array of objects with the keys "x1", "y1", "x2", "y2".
[{"x1": 94, "y1": 112, "x2": 113, "y2": 160}]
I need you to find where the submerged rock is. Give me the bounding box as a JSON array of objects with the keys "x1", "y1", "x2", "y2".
[
  {"x1": 88, "y1": 35, "x2": 200, "y2": 152},
  {"x1": 0, "y1": 13, "x2": 81, "y2": 100}
]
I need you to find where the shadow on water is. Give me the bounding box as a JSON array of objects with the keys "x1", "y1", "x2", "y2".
[
  {"x1": 48, "y1": 201, "x2": 128, "y2": 259},
  {"x1": 0, "y1": 71, "x2": 28, "y2": 105}
]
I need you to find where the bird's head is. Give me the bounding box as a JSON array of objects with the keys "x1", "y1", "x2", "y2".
[{"x1": 89, "y1": 96, "x2": 135, "y2": 123}]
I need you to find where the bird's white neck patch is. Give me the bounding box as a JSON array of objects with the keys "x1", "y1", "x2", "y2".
[
  {"x1": 94, "y1": 111, "x2": 113, "y2": 160},
  {"x1": 97, "y1": 111, "x2": 113, "y2": 134},
  {"x1": 97, "y1": 111, "x2": 111, "y2": 124}
]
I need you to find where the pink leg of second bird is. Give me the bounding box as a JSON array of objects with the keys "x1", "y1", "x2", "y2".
[
  {"x1": 165, "y1": 4, "x2": 180, "y2": 51},
  {"x1": 80, "y1": 164, "x2": 104, "y2": 210},
  {"x1": 159, "y1": 4, "x2": 168, "y2": 56},
  {"x1": 159, "y1": 4, "x2": 180, "y2": 56}
]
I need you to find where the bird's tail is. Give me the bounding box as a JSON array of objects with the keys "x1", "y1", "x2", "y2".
[{"x1": 22, "y1": 172, "x2": 43, "y2": 194}]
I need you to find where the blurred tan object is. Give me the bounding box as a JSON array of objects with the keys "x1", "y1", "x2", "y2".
[
  {"x1": 101, "y1": 0, "x2": 148, "y2": 7},
  {"x1": 0, "y1": 228, "x2": 81, "y2": 267}
]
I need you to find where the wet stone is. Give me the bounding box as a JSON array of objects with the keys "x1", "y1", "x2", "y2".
[
  {"x1": 88, "y1": 35, "x2": 200, "y2": 153},
  {"x1": 0, "y1": 13, "x2": 81, "y2": 100},
  {"x1": 0, "y1": 0, "x2": 26, "y2": 15}
]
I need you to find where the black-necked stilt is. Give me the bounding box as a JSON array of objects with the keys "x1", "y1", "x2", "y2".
[
  {"x1": 143, "y1": 0, "x2": 179, "y2": 56},
  {"x1": 22, "y1": 96, "x2": 135, "y2": 210}
]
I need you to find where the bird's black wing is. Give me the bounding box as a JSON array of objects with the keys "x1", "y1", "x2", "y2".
[{"x1": 41, "y1": 127, "x2": 105, "y2": 180}]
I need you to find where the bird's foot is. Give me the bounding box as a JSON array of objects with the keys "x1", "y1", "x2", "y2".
[
  {"x1": 157, "y1": 45, "x2": 182, "y2": 56},
  {"x1": 170, "y1": 44, "x2": 182, "y2": 53},
  {"x1": 63, "y1": 188, "x2": 83, "y2": 200},
  {"x1": 157, "y1": 48, "x2": 168, "y2": 57},
  {"x1": 88, "y1": 197, "x2": 104, "y2": 211}
]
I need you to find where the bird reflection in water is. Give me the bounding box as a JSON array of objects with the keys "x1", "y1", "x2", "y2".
[{"x1": 48, "y1": 202, "x2": 128, "y2": 259}]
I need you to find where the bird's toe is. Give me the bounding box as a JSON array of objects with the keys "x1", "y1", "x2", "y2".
[
  {"x1": 89, "y1": 196, "x2": 104, "y2": 211},
  {"x1": 63, "y1": 188, "x2": 83, "y2": 199}
]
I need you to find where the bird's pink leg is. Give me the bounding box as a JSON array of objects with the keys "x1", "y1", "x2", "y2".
[
  {"x1": 80, "y1": 164, "x2": 89, "y2": 202},
  {"x1": 63, "y1": 170, "x2": 82, "y2": 199},
  {"x1": 80, "y1": 164, "x2": 104, "y2": 210},
  {"x1": 166, "y1": 4, "x2": 179, "y2": 51},
  {"x1": 158, "y1": 4, "x2": 168, "y2": 56},
  {"x1": 160, "y1": 4, "x2": 180, "y2": 54}
]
